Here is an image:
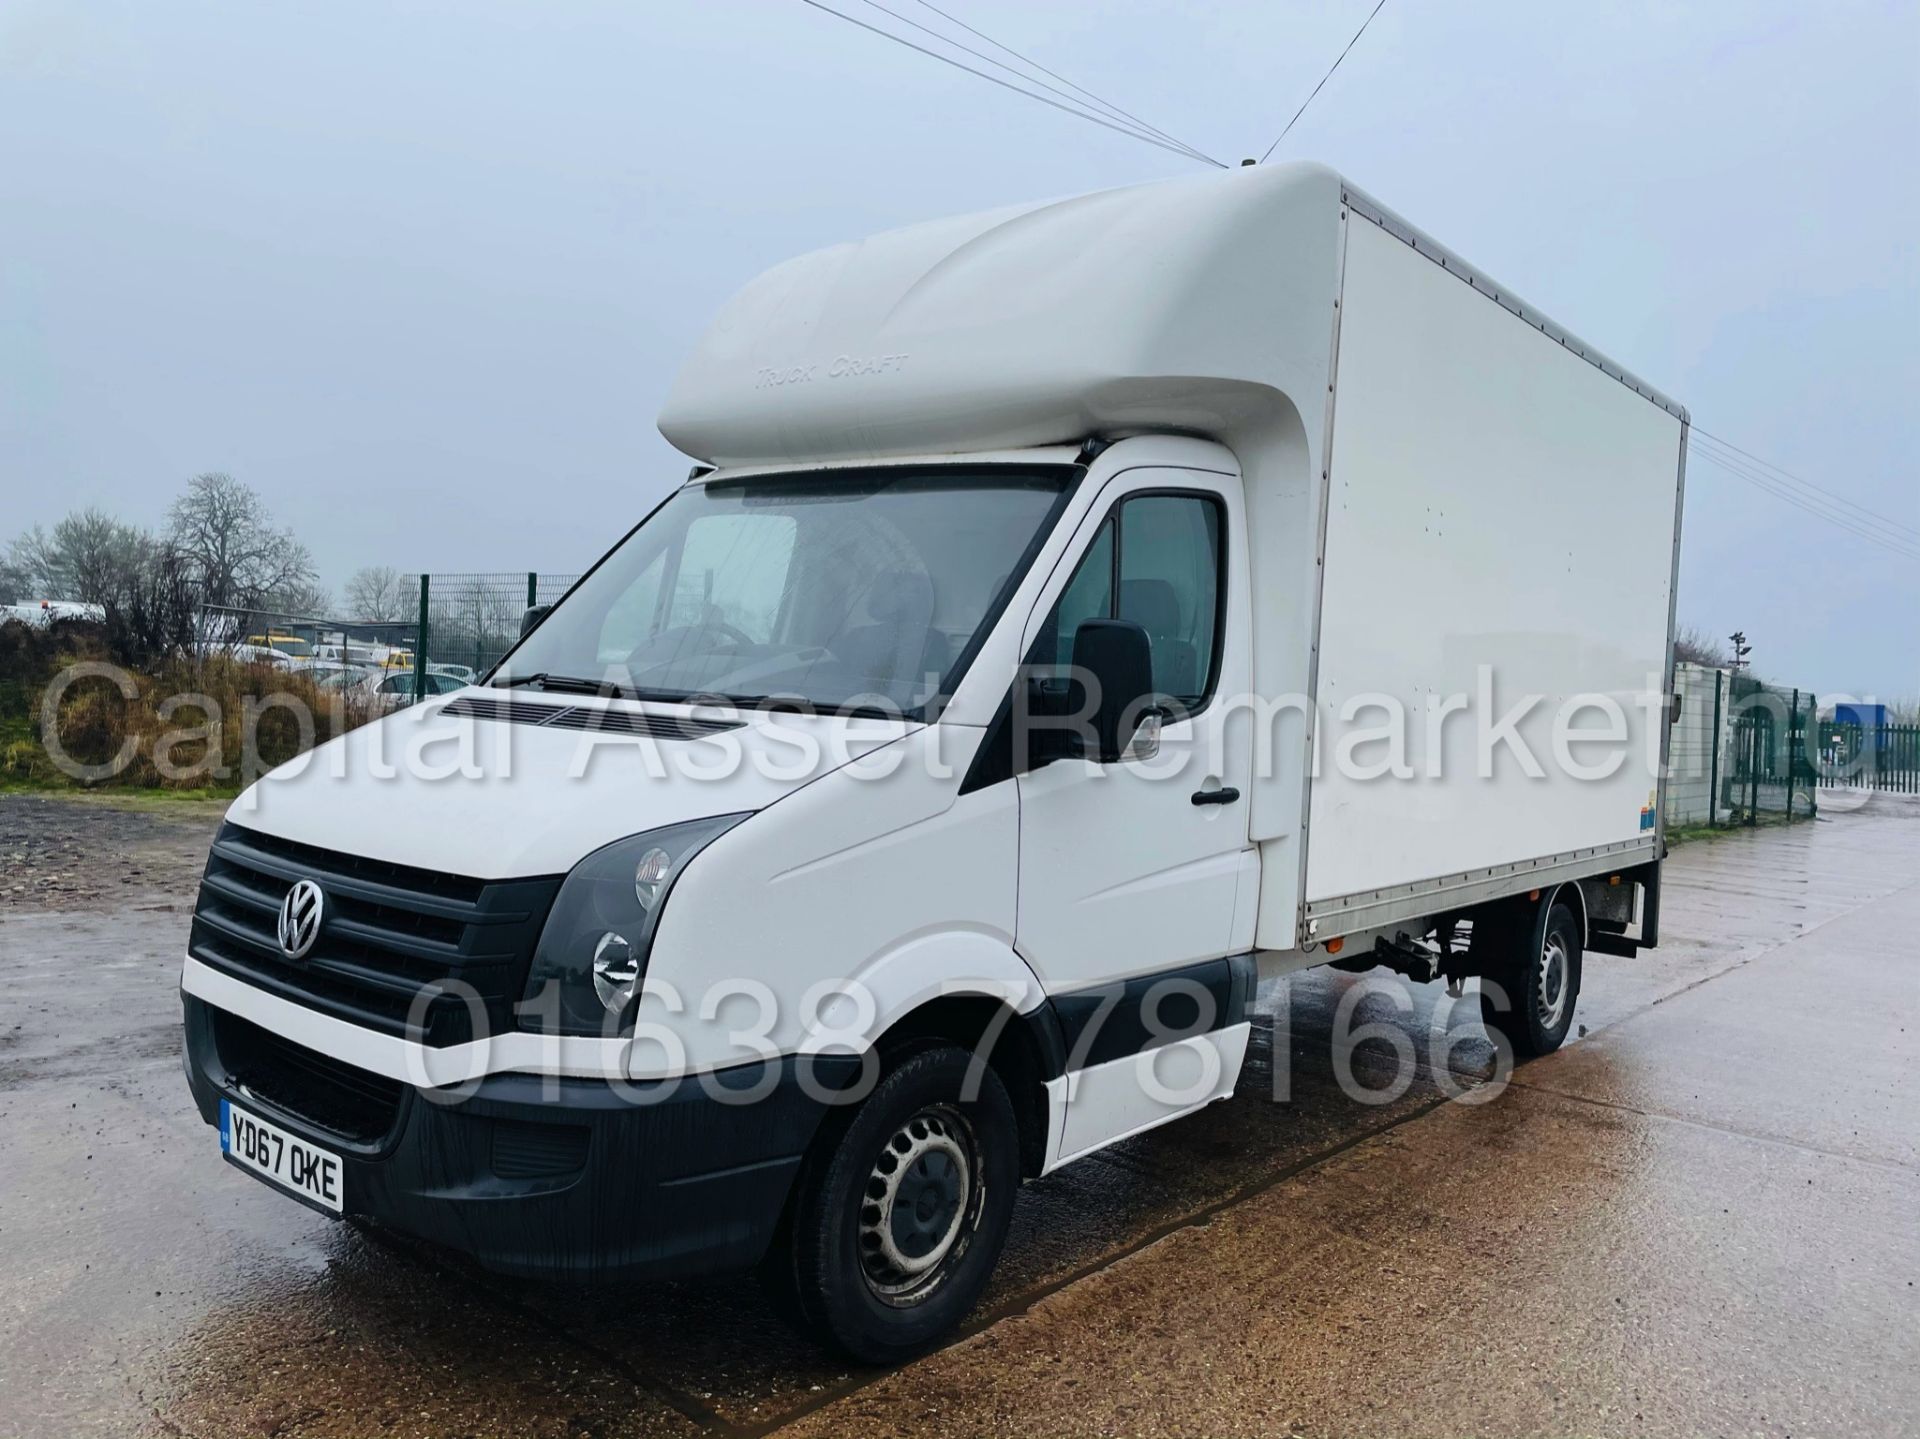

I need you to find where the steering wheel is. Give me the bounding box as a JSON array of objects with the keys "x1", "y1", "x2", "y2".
[
  {"x1": 682, "y1": 617, "x2": 753, "y2": 650},
  {"x1": 625, "y1": 618, "x2": 754, "y2": 670}
]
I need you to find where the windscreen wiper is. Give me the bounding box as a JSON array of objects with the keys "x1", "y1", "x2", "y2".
[
  {"x1": 493, "y1": 673, "x2": 689, "y2": 703},
  {"x1": 531, "y1": 675, "x2": 632, "y2": 697},
  {"x1": 490, "y1": 672, "x2": 626, "y2": 696},
  {"x1": 615, "y1": 686, "x2": 775, "y2": 707},
  {"x1": 492, "y1": 673, "x2": 770, "y2": 706}
]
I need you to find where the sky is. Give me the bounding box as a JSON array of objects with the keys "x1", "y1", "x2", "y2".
[{"x1": 2, "y1": 0, "x2": 1915, "y2": 697}]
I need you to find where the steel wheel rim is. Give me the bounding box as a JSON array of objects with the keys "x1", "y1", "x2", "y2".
[
  {"x1": 857, "y1": 1103, "x2": 982, "y2": 1305},
  {"x1": 1534, "y1": 932, "x2": 1570, "y2": 1032}
]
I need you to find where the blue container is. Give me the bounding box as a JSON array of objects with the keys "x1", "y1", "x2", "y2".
[{"x1": 1834, "y1": 702, "x2": 1889, "y2": 729}]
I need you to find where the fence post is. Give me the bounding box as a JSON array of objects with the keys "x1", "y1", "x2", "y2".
[
  {"x1": 413, "y1": 574, "x2": 430, "y2": 704},
  {"x1": 1786, "y1": 689, "x2": 1798, "y2": 821},
  {"x1": 1707, "y1": 670, "x2": 1724, "y2": 827},
  {"x1": 527, "y1": 572, "x2": 538, "y2": 610},
  {"x1": 1809, "y1": 710, "x2": 1819, "y2": 817}
]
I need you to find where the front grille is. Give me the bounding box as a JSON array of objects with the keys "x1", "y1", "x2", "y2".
[
  {"x1": 442, "y1": 693, "x2": 742, "y2": 739},
  {"x1": 189, "y1": 823, "x2": 561, "y2": 1046},
  {"x1": 213, "y1": 1007, "x2": 406, "y2": 1143}
]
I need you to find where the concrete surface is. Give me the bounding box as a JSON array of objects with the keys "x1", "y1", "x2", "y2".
[{"x1": 1, "y1": 790, "x2": 1915, "y2": 1437}]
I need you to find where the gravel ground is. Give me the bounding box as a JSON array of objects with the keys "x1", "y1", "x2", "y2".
[{"x1": 0, "y1": 791, "x2": 224, "y2": 911}]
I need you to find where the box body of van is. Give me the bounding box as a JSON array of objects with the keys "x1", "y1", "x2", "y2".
[{"x1": 181, "y1": 163, "x2": 1684, "y2": 1359}]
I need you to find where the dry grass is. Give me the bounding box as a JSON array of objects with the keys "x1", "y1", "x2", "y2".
[{"x1": 1, "y1": 619, "x2": 378, "y2": 792}]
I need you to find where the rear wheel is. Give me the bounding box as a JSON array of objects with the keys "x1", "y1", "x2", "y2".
[
  {"x1": 1477, "y1": 900, "x2": 1582, "y2": 1059},
  {"x1": 764, "y1": 1044, "x2": 1019, "y2": 1364}
]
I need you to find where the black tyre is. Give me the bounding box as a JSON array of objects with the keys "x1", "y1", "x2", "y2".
[
  {"x1": 764, "y1": 1044, "x2": 1019, "y2": 1364},
  {"x1": 1477, "y1": 900, "x2": 1582, "y2": 1060}
]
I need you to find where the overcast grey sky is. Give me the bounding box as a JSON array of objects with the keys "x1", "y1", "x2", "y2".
[{"x1": 3, "y1": 1, "x2": 1915, "y2": 695}]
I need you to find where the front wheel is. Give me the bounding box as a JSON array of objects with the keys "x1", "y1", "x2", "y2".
[
  {"x1": 1477, "y1": 900, "x2": 1582, "y2": 1060},
  {"x1": 764, "y1": 1044, "x2": 1020, "y2": 1364}
]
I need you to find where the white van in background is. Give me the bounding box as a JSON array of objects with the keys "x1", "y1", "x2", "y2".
[
  {"x1": 180, "y1": 164, "x2": 1684, "y2": 1361},
  {"x1": 2, "y1": 598, "x2": 108, "y2": 627},
  {"x1": 312, "y1": 640, "x2": 389, "y2": 668},
  {"x1": 226, "y1": 644, "x2": 297, "y2": 669}
]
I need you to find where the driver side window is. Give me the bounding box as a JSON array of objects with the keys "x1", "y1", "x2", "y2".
[{"x1": 1030, "y1": 490, "x2": 1223, "y2": 714}]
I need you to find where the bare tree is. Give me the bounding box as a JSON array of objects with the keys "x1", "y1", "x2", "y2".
[
  {"x1": 275, "y1": 578, "x2": 333, "y2": 618},
  {"x1": 432, "y1": 578, "x2": 518, "y2": 670},
  {"x1": 166, "y1": 472, "x2": 318, "y2": 612},
  {"x1": 1674, "y1": 625, "x2": 1729, "y2": 669},
  {"x1": 108, "y1": 545, "x2": 201, "y2": 663},
  {"x1": 345, "y1": 565, "x2": 414, "y2": 622},
  {"x1": 7, "y1": 509, "x2": 154, "y2": 608},
  {"x1": 0, "y1": 553, "x2": 29, "y2": 605}
]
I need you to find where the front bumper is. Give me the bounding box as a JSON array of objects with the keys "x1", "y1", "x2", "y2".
[{"x1": 183, "y1": 995, "x2": 852, "y2": 1282}]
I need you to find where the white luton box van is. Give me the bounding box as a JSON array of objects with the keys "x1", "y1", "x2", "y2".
[{"x1": 183, "y1": 163, "x2": 1686, "y2": 1361}]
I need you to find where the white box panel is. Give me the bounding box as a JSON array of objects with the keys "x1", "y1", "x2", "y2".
[{"x1": 1301, "y1": 215, "x2": 1683, "y2": 911}]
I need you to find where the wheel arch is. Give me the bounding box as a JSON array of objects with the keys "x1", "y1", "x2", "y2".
[
  {"x1": 1547, "y1": 879, "x2": 1588, "y2": 947},
  {"x1": 871, "y1": 993, "x2": 1062, "y2": 1179},
  {"x1": 841, "y1": 931, "x2": 1061, "y2": 1181}
]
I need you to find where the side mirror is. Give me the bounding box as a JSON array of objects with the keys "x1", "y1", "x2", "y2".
[
  {"x1": 520, "y1": 604, "x2": 551, "y2": 637},
  {"x1": 1071, "y1": 618, "x2": 1155, "y2": 763}
]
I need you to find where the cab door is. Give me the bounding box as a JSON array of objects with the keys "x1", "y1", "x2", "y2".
[{"x1": 1013, "y1": 467, "x2": 1254, "y2": 1157}]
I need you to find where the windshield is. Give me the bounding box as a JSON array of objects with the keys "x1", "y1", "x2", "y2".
[{"x1": 495, "y1": 466, "x2": 1074, "y2": 714}]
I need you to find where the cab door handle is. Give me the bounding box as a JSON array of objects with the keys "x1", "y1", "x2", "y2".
[{"x1": 1190, "y1": 786, "x2": 1240, "y2": 806}]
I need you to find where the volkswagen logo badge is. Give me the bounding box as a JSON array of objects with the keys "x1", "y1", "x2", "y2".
[{"x1": 277, "y1": 879, "x2": 325, "y2": 961}]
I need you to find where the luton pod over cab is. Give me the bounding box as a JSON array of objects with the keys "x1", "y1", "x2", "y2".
[{"x1": 182, "y1": 162, "x2": 1685, "y2": 1362}]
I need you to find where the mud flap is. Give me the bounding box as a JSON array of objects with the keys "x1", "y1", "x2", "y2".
[{"x1": 1586, "y1": 859, "x2": 1661, "y2": 957}]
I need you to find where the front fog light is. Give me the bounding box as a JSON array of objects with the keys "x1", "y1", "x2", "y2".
[
  {"x1": 521, "y1": 813, "x2": 750, "y2": 1035},
  {"x1": 592, "y1": 931, "x2": 640, "y2": 1009}
]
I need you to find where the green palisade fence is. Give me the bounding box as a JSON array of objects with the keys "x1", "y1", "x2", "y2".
[{"x1": 1819, "y1": 721, "x2": 1920, "y2": 793}]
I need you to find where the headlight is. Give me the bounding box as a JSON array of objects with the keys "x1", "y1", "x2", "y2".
[{"x1": 519, "y1": 814, "x2": 748, "y2": 1035}]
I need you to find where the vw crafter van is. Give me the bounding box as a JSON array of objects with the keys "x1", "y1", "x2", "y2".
[{"x1": 183, "y1": 163, "x2": 1685, "y2": 1361}]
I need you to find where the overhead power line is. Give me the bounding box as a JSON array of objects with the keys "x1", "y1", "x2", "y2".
[
  {"x1": 1258, "y1": 0, "x2": 1390, "y2": 164},
  {"x1": 1686, "y1": 442, "x2": 1909, "y2": 551},
  {"x1": 908, "y1": 0, "x2": 1221, "y2": 166},
  {"x1": 851, "y1": 0, "x2": 1219, "y2": 165},
  {"x1": 1687, "y1": 438, "x2": 1920, "y2": 562},
  {"x1": 1687, "y1": 435, "x2": 1920, "y2": 557},
  {"x1": 1691, "y1": 426, "x2": 1920, "y2": 544},
  {"x1": 799, "y1": 0, "x2": 1226, "y2": 168}
]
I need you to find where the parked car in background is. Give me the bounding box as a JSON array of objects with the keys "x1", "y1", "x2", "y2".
[
  {"x1": 428, "y1": 663, "x2": 478, "y2": 685},
  {"x1": 313, "y1": 642, "x2": 385, "y2": 668},
  {"x1": 360, "y1": 668, "x2": 466, "y2": 711},
  {"x1": 226, "y1": 644, "x2": 297, "y2": 669},
  {"x1": 290, "y1": 660, "x2": 379, "y2": 691}
]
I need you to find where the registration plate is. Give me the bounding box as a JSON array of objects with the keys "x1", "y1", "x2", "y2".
[{"x1": 220, "y1": 1099, "x2": 344, "y2": 1213}]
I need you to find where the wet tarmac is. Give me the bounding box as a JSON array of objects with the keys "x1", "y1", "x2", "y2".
[{"x1": 2, "y1": 790, "x2": 1915, "y2": 1437}]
